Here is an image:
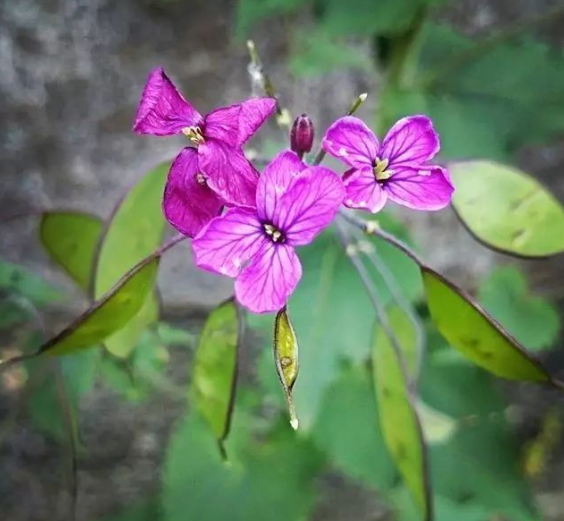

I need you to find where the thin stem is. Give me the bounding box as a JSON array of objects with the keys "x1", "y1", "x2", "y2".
[
  {"x1": 345, "y1": 220, "x2": 425, "y2": 382},
  {"x1": 312, "y1": 92, "x2": 368, "y2": 166},
  {"x1": 246, "y1": 40, "x2": 290, "y2": 129},
  {"x1": 419, "y1": 3, "x2": 564, "y2": 89},
  {"x1": 340, "y1": 210, "x2": 426, "y2": 267},
  {"x1": 334, "y1": 220, "x2": 415, "y2": 392}
]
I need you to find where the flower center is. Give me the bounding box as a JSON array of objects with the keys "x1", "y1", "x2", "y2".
[
  {"x1": 182, "y1": 126, "x2": 205, "y2": 145},
  {"x1": 195, "y1": 172, "x2": 207, "y2": 186},
  {"x1": 373, "y1": 157, "x2": 393, "y2": 182},
  {"x1": 263, "y1": 223, "x2": 285, "y2": 243}
]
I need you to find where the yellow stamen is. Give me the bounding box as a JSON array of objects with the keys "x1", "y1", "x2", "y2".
[
  {"x1": 264, "y1": 223, "x2": 283, "y2": 242},
  {"x1": 373, "y1": 157, "x2": 392, "y2": 181},
  {"x1": 182, "y1": 126, "x2": 205, "y2": 145}
]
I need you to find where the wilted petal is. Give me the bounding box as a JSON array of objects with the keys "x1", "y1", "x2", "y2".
[
  {"x1": 380, "y1": 115, "x2": 439, "y2": 167},
  {"x1": 163, "y1": 148, "x2": 223, "y2": 237},
  {"x1": 256, "y1": 150, "x2": 307, "y2": 222},
  {"x1": 274, "y1": 166, "x2": 345, "y2": 245},
  {"x1": 204, "y1": 97, "x2": 276, "y2": 147},
  {"x1": 198, "y1": 139, "x2": 259, "y2": 207},
  {"x1": 384, "y1": 166, "x2": 454, "y2": 210},
  {"x1": 235, "y1": 243, "x2": 302, "y2": 314},
  {"x1": 322, "y1": 116, "x2": 379, "y2": 168},
  {"x1": 343, "y1": 168, "x2": 387, "y2": 213},
  {"x1": 133, "y1": 67, "x2": 203, "y2": 135},
  {"x1": 192, "y1": 208, "x2": 267, "y2": 277}
]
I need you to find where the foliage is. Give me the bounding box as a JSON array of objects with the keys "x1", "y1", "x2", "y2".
[{"x1": 478, "y1": 266, "x2": 560, "y2": 352}]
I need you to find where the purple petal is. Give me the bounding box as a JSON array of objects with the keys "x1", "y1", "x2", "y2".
[
  {"x1": 343, "y1": 168, "x2": 387, "y2": 213},
  {"x1": 162, "y1": 148, "x2": 223, "y2": 237},
  {"x1": 384, "y1": 166, "x2": 454, "y2": 211},
  {"x1": 237, "y1": 97, "x2": 277, "y2": 145},
  {"x1": 192, "y1": 208, "x2": 267, "y2": 277},
  {"x1": 198, "y1": 139, "x2": 259, "y2": 207},
  {"x1": 235, "y1": 242, "x2": 302, "y2": 314},
  {"x1": 380, "y1": 115, "x2": 439, "y2": 168},
  {"x1": 133, "y1": 67, "x2": 203, "y2": 136},
  {"x1": 204, "y1": 97, "x2": 276, "y2": 147},
  {"x1": 322, "y1": 116, "x2": 379, "y2": 168},
  {"x1": 274, "y1": 166, "x2": 345, "y2": 246},
  {"x1": 256, "y1": 150, "x2": 307, "y2": 222}
]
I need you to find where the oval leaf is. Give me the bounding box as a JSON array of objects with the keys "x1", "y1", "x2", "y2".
[
  {"x1": 373, "y1": 321, "x2": 433, "y2": 520},
  {"x1": 274, "y1": 307, "x2": 299, "y2": 430},
  {"x1": 450, "y1": 161, "x2": 564, "y2": 257},
  {"x1": 191, "y1": 299, "x2": 240, "y2": 452},
  {"x1": 40, "y1": 211, "x2": 103, "y2": 291},
  {"x1": 38, "y1": 258, "x2": 159, "y2": 357},
  {"x1": 422, "y1": 267, "x2": 553, "y2": 383},
  {"x1": 94, "y1": 162, "x2": 168, "y2": 357}
]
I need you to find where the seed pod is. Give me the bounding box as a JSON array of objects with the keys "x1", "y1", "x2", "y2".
[
  {"x1": 274, "y1": 307, "x2": 299, "y2": 430},
  {"x1": 290, "y1": 114, "x2": 314, "y2": 157}
]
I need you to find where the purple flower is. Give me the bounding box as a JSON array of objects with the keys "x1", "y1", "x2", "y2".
[
  {"x1": 134, "y1": 67, "x2": 276, "y2": 237},
  {"x1": 322, "y1": 115, "x2": 454, "y2": 213},
  {"x1": 192, "y1": 151, "x2": 345, "y2": 314}
]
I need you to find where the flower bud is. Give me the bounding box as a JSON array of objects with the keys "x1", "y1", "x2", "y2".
[{"x1": 290, "y1": 114, "x2": 314, "y2": 157}]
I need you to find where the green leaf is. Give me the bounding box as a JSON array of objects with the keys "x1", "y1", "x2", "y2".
[
  {"x1": 373, "y1": 321, "x2": 432, "y2": 519},
  {"x1": 234, "y1": 0, "x2": 307, "y2": 38},
  {"x1": 420, "y1": 356, "x2": 540, "y2": 520},
  {"x1": 422, "y1": 267, "x2": 553, "y2": 383},
  {"x1": 310, "y1": 366, "x2": 396, "y2": 489},
  {"x1": 94, "y1": 162, "x2": 168, "y2": 357},
  {"x1": 26, "y1": 349, "x2": 99, "y2": 439},
  {"x1": 320, "y1": 0, "x2": 423, "y2": 37},
  {"x1": 191, "y1": 299, "x2": 240, "y2": 447},
  {"x1": 415, "y1": 400, "x2": 457, "y2": 445},
  {"x1": 163, "y1": 409, "x2": 322, "y2": 521},
  {"x1": 250, "y1": 217, "x2": 421, "y2": 429},
  {"x1": 36, "y1": 258, "x2": 159, "y2": 357},
  {"x1": 478, "y1": 266, "x2": 560, "y2": 351},
  {"x1": 0, "y1": 259, "x2": 61, "y2": 306},
  {"x1": 39, "y1": 211, "x2": 103, "y2": 291},
  {"x1": 289, "y1": 28, "x2": 372, "y2": 77},
  {"x1": 273, "y1": 308, "x2": 299, "y2": 430},
  {"x1": 156, "y1": 322, "x2": 195, "y2": 346},
  {"x1": 450, "y1": 161, "x2": 564, "y2": 257},
  {"x1": 418, "y1": 25, "x2": 564, "y2": 157}
]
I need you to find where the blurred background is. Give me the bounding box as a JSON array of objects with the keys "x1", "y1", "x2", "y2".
[{"x1": 1, "y1": 0, "x2": 564, "y2": 520}]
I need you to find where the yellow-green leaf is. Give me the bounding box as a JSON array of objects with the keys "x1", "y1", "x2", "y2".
[
  {"x1": 274, "y1": 307, "x2": 299, "y2": 430},
  {"x1": 415, "y1": 400, "x2": 457, "y2": 445},
  {"x1": 373, "y1": 321, "x2": 432, "y2": 520},
  {"x1": 191, "y1": 299, "x2": 240, "y2": 448},
  {"x1": 423, "y1": 267, "x2": 552, "y2": 383},
  {"x1": 94, "y1": 162, "x2": 168, "y2": 357},
  {"x1": 39, "y1": 259, "x2": 159, "y2": 357},
  {"x1": 39, "y1": 211, "x2": 103, "y2": 291},
  {"x1": 450, "y1": 161, "x2": 564, "y2": 257}
]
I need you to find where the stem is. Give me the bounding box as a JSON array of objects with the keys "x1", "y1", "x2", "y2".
[
  {"x1": 312, "y1": 92, "x2": 368, "y2": 166},
  {"x1": 334, "y1": 220, "x2": 415, "y2": 391},
  {"x1": 345, "y1": 219, "x2": 425, "y2": 382},
  {"x1": 54, "y1": 364, "x2": 78, "y2": 521},
  {"x1": 419, "y1": 3, "x2": 564, "y2": 89},
  {"x1": 246, "y1": 40, "x2": 290, "y2": 129},
  {"x1": 339, "y1": 210, "x2": 426, "y2": 267}
]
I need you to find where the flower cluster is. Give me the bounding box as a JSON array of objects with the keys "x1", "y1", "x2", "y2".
[{"x1": 134, "y1": 68, "x2": 454, "y2": 314}]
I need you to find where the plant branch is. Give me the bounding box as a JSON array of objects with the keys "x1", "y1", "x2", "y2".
[
  {"x1": 312, "y1": 92, "x2": 368, "y2": 166},
  {"x1": 0, "y1": 234, "x2": 187, "y2": 368},
  {"x1": 334, "y1": 220, "x2": 415, "y2": 391},
  {"x1": 247, "y1": 40, "x2": 291, "y2": 129},
  {"x1": 345, "y1": 220, "x2": 425, "y2": 383},
  {"x1": 339, "y1": 210, "x2": 426, "y2": 267}
]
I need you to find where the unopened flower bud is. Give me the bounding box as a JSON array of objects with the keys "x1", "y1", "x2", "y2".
[{"x1": 290, "y1": 114, "x2": 314, "y2": 157}]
